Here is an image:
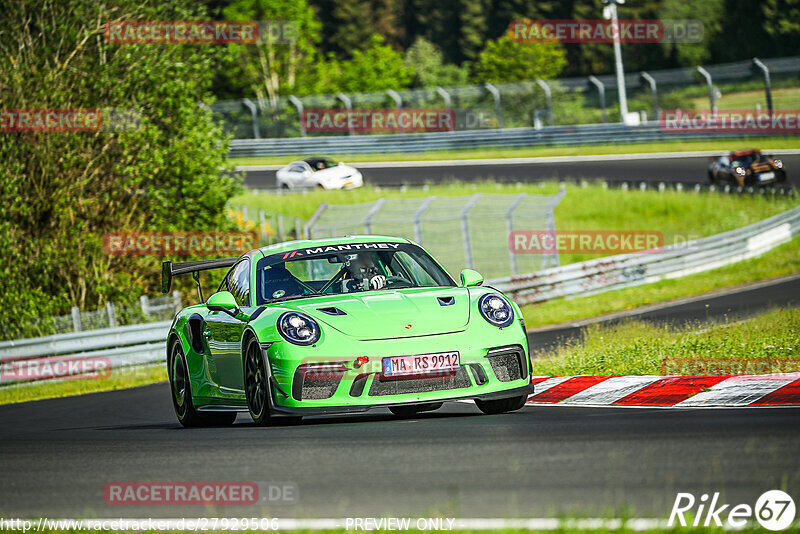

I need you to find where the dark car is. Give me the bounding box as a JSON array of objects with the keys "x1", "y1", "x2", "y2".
[{"x1": 708, "y1": 149, "x2": 787, "y2": 186}]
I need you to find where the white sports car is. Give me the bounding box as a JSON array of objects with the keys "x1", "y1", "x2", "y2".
[{"x1": 276, "y1": 157, "x2": 363, "y2": 190}]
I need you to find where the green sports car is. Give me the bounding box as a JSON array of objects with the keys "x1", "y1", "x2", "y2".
[{"x1": 161, "y1": 235, "x2": 533, "y2": 427}]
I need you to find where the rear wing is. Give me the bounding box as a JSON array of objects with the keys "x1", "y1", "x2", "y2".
[{"x1": 162, "y1": 257, "x2": 239, "y2": 302}]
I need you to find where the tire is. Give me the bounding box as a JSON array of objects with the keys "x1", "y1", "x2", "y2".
[
  {"x1": 708, "y1": 171, "x2": 716, "y2": 184},
  {"x1": 474, "y1": 394, "x2": 528, "y2": 415},
  {"x1": 169, "y1": 340, "x2": 236, "y2": 427},
  {"x1": 243, "y1": 336, "x2": 302, "y2": 426},
  {"x1": 389, "y1": 402, "x2": 443, "y2": 418}
]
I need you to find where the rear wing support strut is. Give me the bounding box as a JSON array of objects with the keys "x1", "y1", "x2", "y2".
[{"x1": 162, "y1": 257, "x2": 239, "y2": 303}]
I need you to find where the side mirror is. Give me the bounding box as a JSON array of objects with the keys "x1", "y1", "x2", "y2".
[
  {"x1": 207, "y1": 291, "x2": 240, "y2": 316},
  {"x1": 460, "y1": 269, "x2": 484, "y2": 287}
]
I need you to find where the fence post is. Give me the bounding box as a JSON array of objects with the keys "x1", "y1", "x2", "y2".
[
  {"x1": 277, "y1": 213, "x2": 285, "y2": 241},
  {"x1": 242, "y1": 98, "x2": 260, "y2": 139},
  {"x1": 172, "y1": 291, "x2": 182, "y2": 314},
  {"x1": 363, "y1": 198, "x2": 387, "y2": 234},
  {"x1": 588, "y1": 76, "x2": 607, "y2": 123},
  {"x1": 460, "y1": 193, "x2": 482, "y2": 269},
  {"x1": 752, "y1": 58, "x2": 773, "y2": 118},
  {"x1": 295, "y1": 217, "x2": 302, "y2": 239},
  {"x1": 106, "y1": 302, "x2": 117, "y2": 328},
  {"x1": 413, "y1": 196, "x2": 436, "y2": 245},
  {"x1": 640, "y1": 71, "x2": 659, "y2": 120},
  {"x1": 484, "y1": 83, "x2": 504, "y2": 129},
  {"x1": 536, "y1": 79, "x2": 554, "y2": 126},
  {"x1": 288, "y1": 95, "x2": 306, "y2": 137},
  {"x1": 258, "y1": 209, "x2": 267, "y2": 243},
  {"x1": 71, "y1": 306, "x2": 82, "y2": 332},
  {"x1": 696, "y1": 66, "x2": 716, "y2": 113},
  {"x1": 304, "y1": 202, "x2": 328, "y2": 239},
  {"x1": 435, "y1": 86, "x2": 451, "y2": 111},
  {"x1": 386, "y1": 89, "x2": 402, "y2": 108},
  {"x1": 506, "y1": 193, "x2": 527, "y2": 276},
  {"x1": 336, "y1": 93, "x2": 354, "y2": 135},
  {"x1": 139, "y1": 295, "x2": 149, "y2": 318}
]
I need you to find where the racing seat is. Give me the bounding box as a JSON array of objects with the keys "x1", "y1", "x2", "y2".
[{"x1": 260, "y1": 265, "x2": 305, "y2": 300}]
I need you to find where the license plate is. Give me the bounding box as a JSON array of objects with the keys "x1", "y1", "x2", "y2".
[
  {"x1": 759, "y1": 172, "x2": 775, "y2": 181},
  {"x1": 382, "y1": 352, "x2": 460, "y2": 377}
]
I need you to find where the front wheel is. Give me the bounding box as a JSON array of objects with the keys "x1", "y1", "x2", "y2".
[
  {"x1": 244, "y1": 337, "x2": 302, "y2": 426},
  {"x1": 474, "y1": 394, "x2": 528, "y2": 415}
]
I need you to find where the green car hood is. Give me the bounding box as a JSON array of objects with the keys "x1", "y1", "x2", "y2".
[{"x1": 286, "y1": 287, "x2": 471, "y2": 340}]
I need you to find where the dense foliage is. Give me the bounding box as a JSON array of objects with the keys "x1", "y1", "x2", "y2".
[{"x1": 0, "y1": 0, "x2": 241, "y2": 338}]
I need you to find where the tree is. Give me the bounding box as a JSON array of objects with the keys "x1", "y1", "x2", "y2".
[
  {"x1": 471, "y1": 35, "x2": 566, "y2": 83},
  {"x1": 0, "y1": 0, "x2": 240, "y2": 339},
  {"x1": 659, "y1": 0, "x2": 723, "y2": 66},
  {"x1": 403, "y1": 37, "x2": 469, "y2": 87},
  {"x1": 222, "y1": 0, "x2": 322, "y2": 107},
  {"x1": 311, "y1": 34, "x2": 412, "y2": 93}
]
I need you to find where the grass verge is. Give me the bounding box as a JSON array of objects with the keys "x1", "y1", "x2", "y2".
[
  {"x1": 522, "y1": 235, "x2": 800, "y2": 329},
  {"x1": 229, "y1": 136, "x2": 800, "y2": 166},
  {"x1": 530, "y1": 307, "x2": 800, "y2": 376},
  {"x1": 0, "y1": 365, "x2": 167, "y2": 406}
]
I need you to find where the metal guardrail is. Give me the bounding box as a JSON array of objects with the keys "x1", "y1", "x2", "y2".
[
  {"x1": 229, "y1": 123, "x2": 797, "y2": 157},
  {"x1": 3, "y1": 204, "x2": 799, "y2": 386},
  {"x1": 487, "y1": 204, "x2": 800, "y2": 305}
]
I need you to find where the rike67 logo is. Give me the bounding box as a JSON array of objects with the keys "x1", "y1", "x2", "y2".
[{"x1": 669, "y1": 490, "x2": 796, "y2": 530}]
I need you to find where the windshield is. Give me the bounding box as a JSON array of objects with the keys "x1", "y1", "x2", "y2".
[{"x1": 254, "y1": 242, "x2": 455, "y2": 305}]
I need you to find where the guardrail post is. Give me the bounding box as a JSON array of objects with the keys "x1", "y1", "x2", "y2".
[
  {"x1": 536, "y1": 79, "x2": 554, "y2": 126},
  {"x1": 288, "y1": 95, "x2": 306, "y2": 137},
  {"x1": 588, "y1": 76, "x2": 607, "y2": 123},
  {"x1": 336, "y1": 93, "x2": 354, "y2": 135},
  {"x1": 363, "y1": 198, "x2": 387, "y2": 233},
  {"x1": 506, "y1": 193, "x2": 527, "y2": 276},
  {"x1": 70, "y1": 307, "x2": 82, "y2": 332},
  {"x1": 386, "y1": 89, "x2": 402, "y2": 108},
  {"x1": 413, "y1": 196, "x2": 436, "y2": 244},
  {"x1": 106, "y1": 302, "x2": 117, "y2": 328},
  {"x1": 640, "y1": 71, "x2": 658, "y2": 120},
  {"x1": 696, "y1": 66, "x2": 716, "y2": 113},
  {"x1": 484, "y1": 83, "x2": 504, "y2": 129},
  {"x1": 752, "y1": 58, "x2": 773, "y2": 118},
  {"x1": 242, "y1": 98, "x2": 260, "y2": 139},
  {"x1": 460, "y1": 193, "x2": 482, "y2": 269}
]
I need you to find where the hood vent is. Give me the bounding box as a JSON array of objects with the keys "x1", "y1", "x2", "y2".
[
  {"x1": 437, "y1": 296, "x2": 455, "y2": 306},
  {"x1": 317, "y1": 306, "x2": 347, "y2": 316}
]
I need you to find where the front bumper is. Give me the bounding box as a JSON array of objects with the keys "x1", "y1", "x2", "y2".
[{"x1": 264, "y1": 323, "x2": 532, "y2": 416}]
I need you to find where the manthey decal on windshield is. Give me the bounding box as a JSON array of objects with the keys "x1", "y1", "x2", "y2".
[{"x1": 276, "y1": 242, "x2": 402, "y2": 261}]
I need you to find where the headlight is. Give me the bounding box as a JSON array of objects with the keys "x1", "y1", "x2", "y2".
[
  {"x1": 277, "y1": 312, "x2": 320, "y2": 345},
  {"x1": 774, "y1": 159, "x2": 783, "y2": 168},
  {"x1": 478, "y1": 293, "x2": 514, "y2": 328},
  {"x1": 735, "y1": 167, "x2": 746, "y2": 175}
]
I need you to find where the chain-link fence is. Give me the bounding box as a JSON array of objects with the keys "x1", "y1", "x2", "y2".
[
  {"x1": 29, "y1": 292, "x2": 182, "y2": 338},
  {"x1": 212, "y1": 56, "x2": 800, "y2": 139},
  {"x1": 304, "y1": 191, "x2": 565, "y2": 280}
]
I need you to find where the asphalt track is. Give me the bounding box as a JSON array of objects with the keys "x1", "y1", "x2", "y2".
[
  {"x1": 241, "y1": 154, "x2": 800, "y2": 188},
  {"x1": 1, "y1": 277, "x2": 799, "y2": 520},
  {"x1": 2, "y1": 387, "x2": 800, "y2": 519}
]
